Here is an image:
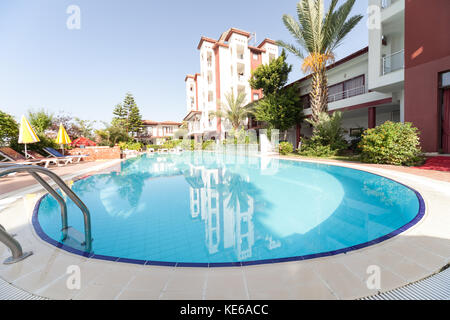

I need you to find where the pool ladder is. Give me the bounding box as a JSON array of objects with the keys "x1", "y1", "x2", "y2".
[{"x1": 0, "y1": 163, "x2": 93, "y2": 264}]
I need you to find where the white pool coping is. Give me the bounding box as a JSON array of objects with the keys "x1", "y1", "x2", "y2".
[{"x1": 0, "y1": 155, "x2": 449, "y2": 300}]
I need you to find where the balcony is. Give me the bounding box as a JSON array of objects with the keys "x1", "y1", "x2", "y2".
[
  {"x1": 381, "y1": 0, "x2": 398, "y2": 9},
  {"x1": 328, "y1": 85, "x2": 366, "y2": 103},
  {"x1": 382, "y1": 49, "x2": 404, "y2": 75}
]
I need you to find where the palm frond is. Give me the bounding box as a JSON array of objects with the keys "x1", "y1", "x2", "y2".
[
  {"x1": 277, "y1": 40, "x2": 305, "y2": 59},
  {"x1": 330, "y1": 15, "x2": 363, "y2": 51}
]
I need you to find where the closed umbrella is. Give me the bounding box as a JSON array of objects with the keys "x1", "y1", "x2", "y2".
[
  {"x1": 18, "y1": 115, "x2": 40, "y2": 158},
  {"x1": 55, "y1": 124, "x2": 72, "y2": 155}
]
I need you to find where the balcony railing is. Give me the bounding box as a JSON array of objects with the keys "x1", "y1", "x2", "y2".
[
  {"x1": 381, "y1": 0, "x2": 397, "y2": 9},
  {"x1": 382, "y1": 49, "x2": 404, "y2": 75},
  {"x1": 328, "y1": 85, "x2": 366, "y2": 103}
]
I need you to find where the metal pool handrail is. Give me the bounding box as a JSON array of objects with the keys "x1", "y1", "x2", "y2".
[
  {"x1": 0, "y1": 163, "x2": 93, "y2": 262},
  {"x1": 0, "y1": 224, "x2": 32, "y2": 265}
]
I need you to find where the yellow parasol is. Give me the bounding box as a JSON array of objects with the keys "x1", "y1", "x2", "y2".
[
  {"x1": 18, "y1": 115, "x2": 40, "y2": 158},
  {"x1": 55, "y1": 124, "x2": 72, "y2": 155}
]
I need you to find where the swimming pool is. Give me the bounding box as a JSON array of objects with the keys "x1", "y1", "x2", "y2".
[{"x1": 33, "y1": 152, "x2": 424, "y2": 267}]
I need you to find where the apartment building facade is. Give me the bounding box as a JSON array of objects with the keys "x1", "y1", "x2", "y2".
[
  {"x1": 289, "y1": 0, "x2": 450, "y2": 153},
  {"x1": 135, "y1": 120, "x2": 182, "y2": 145},
  {"x1": 184, "y1": 28, "x2": 279, "y2": 140},
  {"x1": 290, "y1": 47, "x2": 398, "y2": 148}
]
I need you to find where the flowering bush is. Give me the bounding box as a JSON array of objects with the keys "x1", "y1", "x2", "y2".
[{"x1": 358, "y1": 121, "x2": 422, "y2": 166}]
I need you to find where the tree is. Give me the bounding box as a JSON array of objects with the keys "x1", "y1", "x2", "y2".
[
  {"x1": 253, "y1": 88, "x2": 303, "y2": 140},
  {"x1": 0, "y1": 110, "x2": 19, "y2": 147},
  {"x1": 209, "y1": 91, "x2": 251, "y2": 130},
  {"x1": 95, "y1": 121, "x2": 129, "y2": 147},
  {"x1": 250, "y1": 50, "x2": 304, "y2": 140},
  {"x1": 278, "y1": 0, "x2": 363, "y2": 122},
  {"x1": 113, "y1": 93, "x2": 143, "y2": 135},
  {"x1": 112, "y1": 103, "x2": 127, "y2": 128},
  {"x1": 249, "y1": 50, "x2": 292, "y2": 95},
  {"x1": 74, "y1": 117, "x2": 96, "y2": 140},
  {"x1": 305, "y1": 111, "x2": 347, "y2": 150},
  {"x1": 27, "y1": 108, "x2": 54, "y2": 134},
  {"x1": 128, "y1": 104, "x2": 143, "y2": 135},
  {"x1": 122, "y1": 93, "x2": 142, "y2": 135}
]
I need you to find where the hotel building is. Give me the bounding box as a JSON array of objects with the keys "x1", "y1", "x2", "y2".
[
  {"x1": 287, "y1": 0, "x2": 450, "y2": 153},
  {"x1": 184, "y1": 2, "x2": 450, "y2": 154},
  {"x1": 184, "y1": 28, "x2": 279, "y2": 140},
  {"x1": 135, "y1": 120, "x2": 182, "y2": 145}
]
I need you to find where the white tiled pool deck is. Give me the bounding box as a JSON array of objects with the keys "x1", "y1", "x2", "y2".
[{"x1": 0, "y1": 157, "x2": 449, "y2": 300}]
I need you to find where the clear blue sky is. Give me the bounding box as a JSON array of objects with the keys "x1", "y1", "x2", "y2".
[{"x1": 0, "y1": 0, "x2": 368, "y2": 127}]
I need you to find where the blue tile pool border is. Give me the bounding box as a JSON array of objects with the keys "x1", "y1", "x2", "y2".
[{"x1": 31, "y1": 157, "x2": 427, "y2": 268}]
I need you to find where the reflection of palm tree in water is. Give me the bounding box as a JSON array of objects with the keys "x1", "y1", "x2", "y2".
[
  {"x1": 111, "y1": 172, "x2": 146, "y2": 208},
  {"x1": 115, "y1": 155, "x2": 186, "y2": 207},
  {"x1": 221, "y1": 172, "x2": 255, "y2": 213}
]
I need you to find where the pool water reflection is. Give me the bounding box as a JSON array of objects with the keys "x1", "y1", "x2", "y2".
[{"x1": 35, "y1": 152, "x2": 422, "y2": 265}]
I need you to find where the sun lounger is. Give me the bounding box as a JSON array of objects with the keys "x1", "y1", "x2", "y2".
[
  {"x1": 123, "y1": 149, "x2": 139, "y2": 158},
  {"x1": 0, "y1": 147, "x2": 48, "y2": 172},
  {"x1": 43, "y1": 147, "x2": 88, "y2": 163},
  {"x1": 26, "y1": 150, "x2": 72, "y2": 168}
]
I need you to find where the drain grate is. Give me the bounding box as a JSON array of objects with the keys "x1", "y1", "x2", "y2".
[
  {"x1": 362, "y1": 266, "x2": 450, "y2": 300},
  {"x1": 0, "y1": 277, "x2": 47, "y2": 300}
]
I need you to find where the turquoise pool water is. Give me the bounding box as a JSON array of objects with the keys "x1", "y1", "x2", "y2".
[{"x1": 35, "y1": 152, "x2": 422, "y2": 266}]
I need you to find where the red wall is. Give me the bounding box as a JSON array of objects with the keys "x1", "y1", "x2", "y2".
[
  {"x1": 404, "y1": 0, "x2": 450, "y2": 152},
  {"x1": 214, "y1": 46, "x2": 222, "y2": 134},
  {"x1": 250, "y1": 51, "x2": 263, "y2": 101},
  {"x1": 67, "y1": 146, "x2": 121, "y2": 161}
]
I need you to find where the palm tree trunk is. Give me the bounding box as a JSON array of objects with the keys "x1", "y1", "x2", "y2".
[{"x1": 310, "y1": 67, "x2": 329, "y2": 122}]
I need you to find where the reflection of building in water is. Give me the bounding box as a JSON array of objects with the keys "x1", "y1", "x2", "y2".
[{"x1": 186, "y1": 164, "x2": 255, "y2": 261}]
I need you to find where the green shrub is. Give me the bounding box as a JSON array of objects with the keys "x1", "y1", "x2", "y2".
[
  {"x1": 299, "y1": 139, "x2": 338, "y2": 157},
  {"x1": 180, "y1": 139, "x2": 195, "y2": 151},
  {"x1": 118, "y1": 141, "x2": 143, "y2": 151},
  {"x1": 358, "y1": 121, "x2": 422, "y2": 166},
  {"x1": 202, "y1": 140, "x2": 215, "y2": 150},
  {"x1": 161, "y1": 139, "x2": 182, "y2": 149},
  {"x1": 146, "y1": 144, "x2": 162, "y2": 150},
  {"x1": 306, "y1": 111, "x2": 348, "y2": 151},
  {"x1": 279, "y1": 141, "x2": 293, "y2": 155}
]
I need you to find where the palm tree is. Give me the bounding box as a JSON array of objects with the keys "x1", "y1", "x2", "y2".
[
  {"x1": 278, "y1": 0, "x2": 363, "y2": 122},
  {"x1": 209, "y1": 91, "x2": 251, "y2": 130}
]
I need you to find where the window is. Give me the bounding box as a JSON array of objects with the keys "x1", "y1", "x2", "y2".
[
  {"x1": 328, "y1": 75, "x2": 365, "y2": 103},
  {"x1": 344, "y1": 75, "x2": 365, "y2": 98},
  {"x1": 300, "y1": 95, "x2": 310, "y2": 109},
  {"x1": 163, "y1": 126, "x2": 173, "y2": 134},
  {"x1": 440, "y1": 71, "x2": 450, "y2": 88},
  {"x1": 328, "y1": 83, "x2": 344, "y2": 102},
  {"x1": 253, "y1": 93, "x2": 259, "y2": 101},
  {"x1": 253, "y1": 53, "x2": 259, "y2": 60}
]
